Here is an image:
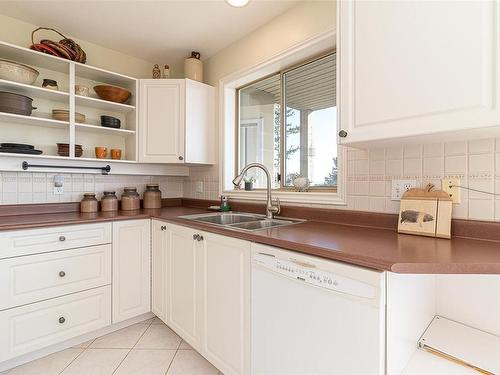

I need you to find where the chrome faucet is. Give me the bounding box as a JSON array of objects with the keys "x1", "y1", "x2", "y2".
[{"x1": 232, "y1": 163, "x2": 280, "y2": 219}]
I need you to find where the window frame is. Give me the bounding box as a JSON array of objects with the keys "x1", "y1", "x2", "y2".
[{"x1": 235, "y1": 50, "x2": 337, "y2": 192}]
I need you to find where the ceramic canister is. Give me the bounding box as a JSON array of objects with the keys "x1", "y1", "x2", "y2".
[
  {"x1": 101, "y1": 191, "x2": 118, "y2": 212},
  {"x1": 80, "y1": 193, "x2": 98, "y2": 213},
  {"x1": 184, "y1": 51, "x2": 203, "y2": 82},
  {"x1": 143, "y1": 184, "x2": 162, "y2": 209},
  {"x1": 121, "y1": 187, "x2": 140, "y2": 210}
]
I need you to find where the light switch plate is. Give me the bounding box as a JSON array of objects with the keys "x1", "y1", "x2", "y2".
[
  {"x1": 442, "y1": 178, "x2": 461, "y2": 204},
  {"x1": 391, "y1": 179, "x2": 417, "y2": 201}
]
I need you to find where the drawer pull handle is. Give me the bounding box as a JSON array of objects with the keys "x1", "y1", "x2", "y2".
[
  {"x1": 59, "y1": 271, "x2": 66, "y2": 277},
  {"x1": 59, "y1": 317, "x2": 66, "y2": 324},
  {"x1": 59, "y1": 236, "x2": 66, "y2": 242}
]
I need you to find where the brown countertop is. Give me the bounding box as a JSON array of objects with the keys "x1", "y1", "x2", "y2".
[{"x1": 0, "y1": 205, "x2": 499, "y2": 274}]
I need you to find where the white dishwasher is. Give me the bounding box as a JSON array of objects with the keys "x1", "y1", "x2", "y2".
[{"x1": 251, "y1": 244, "x2": 385, "y2": 375}]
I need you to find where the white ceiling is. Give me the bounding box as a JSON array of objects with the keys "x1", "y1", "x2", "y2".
[{"x1": 0, "y1": 0, "x2": 300, "y2": 65}]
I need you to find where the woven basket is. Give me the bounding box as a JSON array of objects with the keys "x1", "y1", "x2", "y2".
[{"x1": 30, "y1": 27, "x2": 87, "y2": 64}]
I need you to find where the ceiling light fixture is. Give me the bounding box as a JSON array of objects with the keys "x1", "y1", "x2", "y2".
[{"x1": 225, "y1": 0, "x2": 250, "y2": 8}]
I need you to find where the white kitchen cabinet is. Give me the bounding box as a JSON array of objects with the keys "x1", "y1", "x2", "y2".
[
  {"x1": 338, "y1": 1, "x2": 500, "y2": 146},
  {"x1": 163, "y1": 223, "x2": 250, "y2": 375},
  {"x1": 0, "y1": 286, "x2": 111, "y2": 362},
  {"x1": 138, "y1": 79, "x2": 215, "y2": 164},
  {"x1": 202, "y1": 232, "x2": 251, "y2": 375},
  {"x1": 112, "y1": 219, "x2": 151, "y2": 324},
  {"x1": 0, "y1": 244, "x2": 111, "y2": 310},
  {"x1": 165, "y1": 224, "x2": 204, "y2": 347},
  {"x1": 151, "y1": 219, "x2": 168, "y2": 323}
]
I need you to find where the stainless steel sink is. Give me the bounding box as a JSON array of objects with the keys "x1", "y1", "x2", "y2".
[{"x1": 178, "y1": 212, "x2": 303, "y2": 232}]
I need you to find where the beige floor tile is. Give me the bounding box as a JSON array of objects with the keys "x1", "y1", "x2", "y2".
[
  {"x1": 139, "y1": 317, "x2": 154, "y2": 324},
  {"x1": 167, "y1": 350, "x2": 219, "y2": 375},
  {"x1": 72, "y1": 339, "x2": 95, "y2": 349},
  {"x1": 135, "y1": 324, "x2": 181, "y2": 349},
  {"x1": 150, "y1": 317, "x2": 165, "y2": 325},
  {"x1": 7, "y1": 348, "x2": 83, "y2": 375},
  {"x1": 90, "y1": 324, "x2": 148, "y2": 349},
  {"x1": 178, "y1": 340, "x2": 193, "y2": 350},
  {"x1": 114, "y1": 349, "x2": 176, "y2": 375},
  {"x1": 61, "y1": 349, "x2": 128, "y2": 375}
]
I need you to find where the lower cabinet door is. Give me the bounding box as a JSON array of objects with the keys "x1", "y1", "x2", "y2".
[
  {"x1": 112, "y1": 219, "x2": 151, "y2": 323},
  {"x1": 202, "y1": 232, "x2": 251, "y2": 375},
  {"x1": 151, "y1": 220, "x2": 167, "y2": 323},
  {"x1": 0, "y1": 285, "x2": 111, "y2": 362},
  {"x1": 166, "y1": 224, "x2": 203, "y2": 348}
]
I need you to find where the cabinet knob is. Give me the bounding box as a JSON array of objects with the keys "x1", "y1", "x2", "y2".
[
  {"x1": 161, "y1": 225, "x2": 167, "y2": 231},
  {"x1": 338, "y1": 130, "x2": 348, "y2": 138},
  {"x1": 178, "y1": 156, "x2": 184, "y2": 161},
  {"x1": 59, "y1": 317, "x2": 66, "y2": 324},
  {"x1": 59, "y1": 235, "x2": 66, "y2": 242},
  {"x1": 193, "y1": 234, "x2": 199, "y2": 240},
  {"x1": 59, "y1": 271, "x2": 66, "y2": 277},
  {"x1": 197, "y1": 235, "x2": 204, "y2": 242}
]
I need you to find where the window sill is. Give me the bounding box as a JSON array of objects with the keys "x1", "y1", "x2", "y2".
[{"x1": 223, "y1": 189, "x2": 346, "y2": 206}]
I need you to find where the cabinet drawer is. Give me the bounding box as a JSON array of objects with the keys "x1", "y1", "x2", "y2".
[
  {"x1": 0, "y1": 285, "x2": 111, "y2": 362},
  {"x1": 0, "y1": 245, "x2": 111, "y2": 310},
  {"x1": 0, "y1": 223, "x2": 111, "y2": 259}
]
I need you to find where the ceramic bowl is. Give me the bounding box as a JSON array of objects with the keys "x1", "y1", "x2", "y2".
[
  {"x1": 0, "y1": 59, "x2": 39, "y2": 85},
  {"x1": 93, "y1": 85, "x2": 131, "y2": 104}
]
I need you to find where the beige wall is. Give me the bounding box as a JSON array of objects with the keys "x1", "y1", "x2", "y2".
[
  {"x1": 0, "y1": 14, "x2": 154, "y2": 78},
  {"x1": 204, "y1": 0, "x2": 336, "y2": 86},
  {"x1": 184, "y1": 0, "x2": 336, "y2": 199}
]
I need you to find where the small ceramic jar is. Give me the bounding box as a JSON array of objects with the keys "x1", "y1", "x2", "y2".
[
  {"x1": 101, "y1": 191, "x2": 118, "y2": 212},
  {"x1": 143, "y1": 184, "x2": 162, "y2": 209},
  {"x1": 80, "y1": 193, "x2": 98, "y2": 213},
  {"x1": 121, "y1": 187, "x2": 140, "y2": 210},
  {"x1": 42, "y1": 79, "x2": 58, "y2": 90}
]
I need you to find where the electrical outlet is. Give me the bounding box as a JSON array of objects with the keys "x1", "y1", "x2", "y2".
[
  {"x1": 195, "y1": 181, "x2": 204, "y2": 193},
  {"x1": 53, "y1": 175, "x2": 64, "y2": 195},
  {"x1": 442, "y1": 178, "x2": 461, "y2": 204},
  {"x1": 391, "y1": 179, "x2": 417, "y2": 201}
]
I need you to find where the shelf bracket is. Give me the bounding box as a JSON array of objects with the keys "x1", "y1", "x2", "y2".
[{"x1": 22, "y1": 161, "x2": 111, "y2": 175}]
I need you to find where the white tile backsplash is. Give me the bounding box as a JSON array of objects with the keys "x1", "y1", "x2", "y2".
[{"x1": 0, "y1": 173, "x2": 185, "y2": 205}]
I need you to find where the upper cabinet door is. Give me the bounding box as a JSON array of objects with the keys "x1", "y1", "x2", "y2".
[
  {"x1": 139, "y1": 79, "x2": 186, "y2": 163},
  {"x1": 185, "y1": 79, "x2": 215, "y2": 164},
  {"x1": 138, "y1": 79, "x2": 215, "y2": 164},
  {"x1": 338, "y1": 1, "x2": 500, "y2": 146}
]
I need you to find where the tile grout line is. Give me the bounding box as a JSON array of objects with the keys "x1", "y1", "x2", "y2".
[
  {"x1": 58, "y1": 338, "x2": 96, "y2": 375},
  {"x1": 111, "y1": 318, "x2": 154, "y2": 374}
]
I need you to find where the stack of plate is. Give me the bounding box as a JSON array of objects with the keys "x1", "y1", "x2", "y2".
[
  {"x1": 57, "y1": 143, "x2": 83, "y2": 157},
  {"x1": 101, "y1": 115, "x2": 121, "y2": 129},
  {"x1": 52, "y1": 109, "x2": 86, "y2": 123},
  {"x1": 0, "y1": 143, "x2": 42, "y2": 155}
]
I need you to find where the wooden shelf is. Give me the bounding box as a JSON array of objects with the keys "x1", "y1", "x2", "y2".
[
  {"x1": 76, "y1": 123, "x2": 135, "y2": 136},
  {"x1": 77, "y1": 157, "x2": 137, "y2": 164},
  {"x1": 75, "y1": 95, "x2": 135, "y2": 113},
  {"x1": 0, "y1": 111, "x2": 69, "y2": 129},
  {"x1": 0, "y1": 41, "x2": 69, "y2": 73},
  {"x1": 0, "y1": 79, "x2": 69, "y2": 102},
  {"x1": 74, "y1": 63, "x2": 137, "y2": 88}
]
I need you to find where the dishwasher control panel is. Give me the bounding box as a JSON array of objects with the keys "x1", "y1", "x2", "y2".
[{"x1": 254, "y1": 253, "x2": 376, "y2": 299}]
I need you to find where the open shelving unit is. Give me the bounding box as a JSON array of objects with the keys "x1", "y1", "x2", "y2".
[{"x1": 0, "y1": 40, "x2": 138, "y2": 165}]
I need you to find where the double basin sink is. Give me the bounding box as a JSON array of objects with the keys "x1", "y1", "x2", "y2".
[{"x1": 179, "y1": 212, "x2": 304, "y2": 232}]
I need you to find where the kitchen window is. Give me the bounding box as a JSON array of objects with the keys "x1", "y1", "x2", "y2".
[{"x1": 236, "y1": 52, "x2": 337, "y2": 191}]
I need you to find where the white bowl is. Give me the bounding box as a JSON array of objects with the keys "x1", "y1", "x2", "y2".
[{"x1": 0, "y1": 59, "x2": 39, "y2": 85}]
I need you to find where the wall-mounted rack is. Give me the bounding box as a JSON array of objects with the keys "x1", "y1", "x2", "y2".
[{"x1": 22, "y1": 161, "x2": 111, "y2": 175}]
